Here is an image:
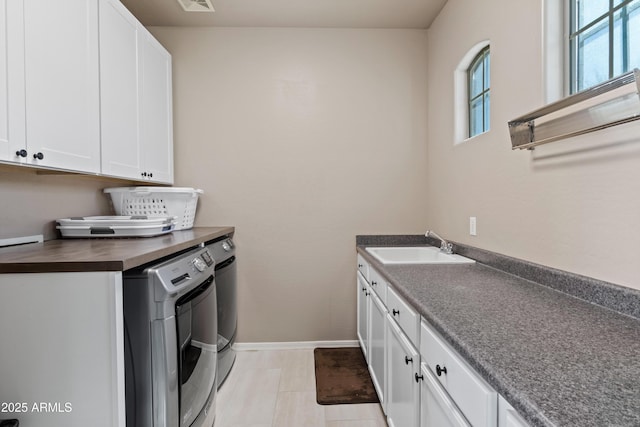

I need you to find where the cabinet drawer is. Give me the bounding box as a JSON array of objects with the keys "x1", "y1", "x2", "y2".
[
  {"x1": 357, "y1": 253, "x2": 370, "y2": 282},
  {"x1": 387, "y1": 286, "x2": 419, "y2": 345},
  {"x1": 420, "y1": 362, "x2": 470, "y2": 427},
  {"x1": 369, "y1": 267, "x2": 387, "y2": 304},
  {"x1": 420, "y1": 320, "x2": 497, "y2": 427}
]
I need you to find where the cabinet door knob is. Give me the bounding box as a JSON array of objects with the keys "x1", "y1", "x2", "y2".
[
  {"x1": 392, "y1": 309, "x2": 400, "y2": 316},
  {"x1": 149, "y1": 173, "x2": 153, "y2": 178},
  {"x1": 415, "y1": 373, "x2": 424, "y2": 383},
  {"x1": 358, "y1": 263, "x2": 363, "y2": 268},
  {"x1": 33, "y1": 152, "x2": 44, "y2": 160},
  {"x1": 15, "y1": 149, "x2": 27, "y2": 158},
  {"x1": 362, "y1": 287, "x2": 366, "y2": 292},
  {"x1": 142, "y1": 172, "x2": 147, "y2": 177},
  {"x1": 405, "y1": 356, "x2": 413, "y2": 365},
  {"x1": 371, "y1": 281, "x2": 377, "y2": 286},
  {"x1": 436, "y1": 364, "x2": 447, "y2": 376}
]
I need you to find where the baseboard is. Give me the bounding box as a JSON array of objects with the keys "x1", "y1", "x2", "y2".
[{"x1": 232, "y1": 340, "x2": 359, "y2": 351}]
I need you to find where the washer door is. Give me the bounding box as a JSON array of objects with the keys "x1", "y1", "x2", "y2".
[{"x1": 175, "y1": 275, "x2": 217, "y2": 427}]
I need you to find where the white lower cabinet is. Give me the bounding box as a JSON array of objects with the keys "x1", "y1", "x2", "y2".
[
  {"x1": 420, "y1": 320, "x2": 497, "y2": 427},
  {"x1": 369, "y1": 291, "x2": 387, "y2": 410},
  {"x1": 0, "y1": 272, "x2": 125, "y2": 427},
  {"x1": 357, "y1": 271, "x2": 370, "y2": 361},
  {"x1": 419, "y1": 362, "x2": 470, "y2": 427},
  {"x1": 386, "y1": 314, "x2": 419, "y2": 427},
  {"x1": 357, "y1": 258, "x2": 521, "y2": 427},
  {"x1": 498, "y1": 396, "x2": 529, "y2": 427}
]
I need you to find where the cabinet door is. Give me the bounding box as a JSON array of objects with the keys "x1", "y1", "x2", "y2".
[
  {"x1": 357, "y1": 253, "x2": 370, "y2": 282},
  {"x1": 357, "y1": 272, "x2": 370, "y2": 361},
  {"x1": 386, "y1": 315, "x2": 419, "y2": 427},
  {"x1": 498, "y1": 396, "x2": 529, "y2": 427},
  {"x1": 419, "y1": 363, "x2": 470, "y2": 427},
  {"x1": 0, "y1": 0, "x2": 26, "y2": 162},
  {"x1": 369, "y1": 291, "x2": 387, "y2": 412},
  {"x1": 23, "y1": 0, "x2": 100, "y2": 172},
  {"x1": 140, "y1": 28, "x2": 173, "y2": 184},
  {"x1": 99, "y1": 0, "x2": 142, "y2": 180},
  {"x1": 420, "y1": 320, "x2": 497, "y2": 427}
]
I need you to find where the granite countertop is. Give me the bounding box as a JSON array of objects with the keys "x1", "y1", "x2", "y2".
[
  {"x1": 356, "y1": 240, "x2": 640, "y2": 427},
  {"x1": 0, "y1": 226, "x2": 234, "y2": 273}
]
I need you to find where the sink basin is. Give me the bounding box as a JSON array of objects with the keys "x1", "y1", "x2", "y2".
[{"x1": 365, "y1": 246, "x2": 475, "y2": 265}]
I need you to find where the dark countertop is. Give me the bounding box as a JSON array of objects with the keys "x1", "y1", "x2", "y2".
[
  {"x1": 357, "y1": 244, "x2": 640, "y2": 427},
  {"x1": 0, "y1": 227, "x2": 234, "y2": 273}
]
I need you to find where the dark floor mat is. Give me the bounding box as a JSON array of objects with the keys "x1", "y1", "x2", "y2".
[{"x1": 314, "y1": 347, "x2": 379, "y2": 405}]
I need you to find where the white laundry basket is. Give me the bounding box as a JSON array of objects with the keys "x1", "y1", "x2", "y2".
[{"x1": 104, "y1": 187, "x2": 204, "y2": 230}]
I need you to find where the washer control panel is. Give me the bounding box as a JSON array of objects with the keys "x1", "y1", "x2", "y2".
[
  {"x1": 192, "y1": 257, "x2": 207, "y2": 272},
  {"x1": 221, "y1": 239, "x2": 234, "y2": 252}
]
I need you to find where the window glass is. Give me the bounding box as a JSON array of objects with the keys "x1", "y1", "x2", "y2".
[
  {"x1": 483, "y1": 92, "x2": 490, "y2": 133},
  {"x1": 577, "y1": 0, "x2": 609, "y2": 29},
  {"x1": 575, "y1": 24, "x2": 609, "y2": 91},
  {"x1": 570, "y1": 0, "x2": 640, "y2": 93},
  {"x1": 470, "y1": 62, "x2": 484, "y2": 98},
  {"x1": 470, "y1": 97, "x2": 484, "y2": 137},
  {"x1": 467, "y1": 47, "x2": 490, "y2": 138},
  {"x1": 484, "y1": 54, "x2": 490, "y2": 88}
]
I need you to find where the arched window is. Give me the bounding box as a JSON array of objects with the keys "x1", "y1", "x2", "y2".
[
  {"x1": 454, "y1": 40, "x2": 490, "y2": 143},
  {"x1": 468, "y1": 46, "x2": 490, "y2": 138}
]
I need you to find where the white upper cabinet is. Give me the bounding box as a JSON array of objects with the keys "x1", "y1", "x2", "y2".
[
  {"x1": 1, "y1": 0, "x2": 173, "y2": 182},
  {"x1": 99, "y1": 0, "x2": 143, "y2": 180},
  {"x1": 22, "y1": 0, "x2": 101, "y2": 173},
  {"x1": 0, "y1": 0, "x2": 26, "y2": 163},
  {"x1": 100, "y1": 0, "x2": 174, "y2": 184},
  {"x1": 139, "y1": 28, "x2": 173, "y2": 184}
]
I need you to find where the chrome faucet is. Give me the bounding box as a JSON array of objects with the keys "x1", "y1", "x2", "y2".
[{"x1": 425, "y1": 230, "x2": 454, "y2": 254}]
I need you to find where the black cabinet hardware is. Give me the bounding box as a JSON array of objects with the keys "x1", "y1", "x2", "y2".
[
  {"x1": 33, "y1": 152, "x2": 44, "y2": 160},
  {"x1": 405, "y1": 356, "x2": 413, "y2": 365},
  {"x1": 436, "y1": 364, "x2": 447, "y2": 376},
  {"x1": 15, "y1": 149, "x2": 27, "y2": 158},
  {"x1": 392, "y1": 309, "x2": 400, "y2": 316},
  {"x1": 415, "y1": 373, "x2": 424, "y2": 383}
]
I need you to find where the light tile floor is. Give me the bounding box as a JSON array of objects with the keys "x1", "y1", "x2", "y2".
[{"x1": 215, "y1": 349, "x2": 388, "y2": 427}]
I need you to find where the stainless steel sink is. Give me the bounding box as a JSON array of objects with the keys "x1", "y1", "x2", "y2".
[{"x1": 365, "y1": 246, "x2": 475, "y2": 265}]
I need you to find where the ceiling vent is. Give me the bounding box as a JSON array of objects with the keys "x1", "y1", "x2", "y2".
[{"x1": 177, "y1": 0, "x2": 215, "y2": 12}]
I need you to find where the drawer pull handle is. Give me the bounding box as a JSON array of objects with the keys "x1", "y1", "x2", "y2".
[
  {"x1": 392, "y1": 309, "x2": 400, "y2": 316},
  {"x1": 436, "y1": 364, "x2": 447, "y2": 376},
  {"x1": 405, "y1": 356, "x2": 413, "y2": 365},
  {"x1": 415, "y1": 373, "x2": 424, "y2": 383}
]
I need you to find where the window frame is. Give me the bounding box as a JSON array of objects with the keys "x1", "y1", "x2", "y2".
[{"x1": 467, "y1": 46, "x2": 491, "y2": 138}]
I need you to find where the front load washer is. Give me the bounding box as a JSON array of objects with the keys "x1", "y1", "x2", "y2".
[{"x1": 123, "y1": 246, "x2": 217, "y2": 427}]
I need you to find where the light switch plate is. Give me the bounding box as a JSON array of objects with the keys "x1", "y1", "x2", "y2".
[{"x1": 469, "y1": 217, "x2": 477, "y2": 236}]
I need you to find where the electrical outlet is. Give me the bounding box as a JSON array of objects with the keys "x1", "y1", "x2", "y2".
[{"x1": 469, "y1": 217, "x2": 477, "y2": 236}]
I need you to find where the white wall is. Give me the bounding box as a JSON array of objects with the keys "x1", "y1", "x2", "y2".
[
  {"x1": 426, "y1": 0, "x2": 640, "y2": 290},
  {"x1": 150, "y1": 27, "x2": 430, "y2": 342}
]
